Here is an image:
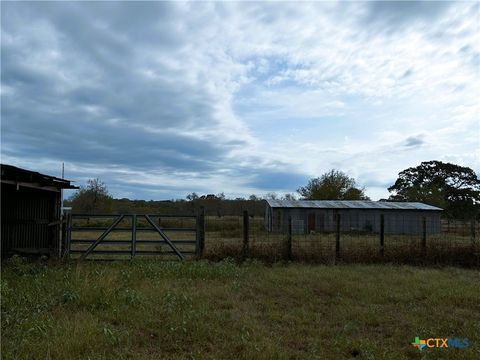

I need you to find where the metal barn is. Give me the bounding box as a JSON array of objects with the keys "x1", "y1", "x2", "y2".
[
  {"x1": 1, "y1": 164, "x2": 77, "y2": 257},
  {"x1": 265, "y1": 200, "x2": 443, "y2": 235}
]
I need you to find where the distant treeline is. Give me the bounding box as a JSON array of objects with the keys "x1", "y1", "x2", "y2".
[{"x1": 65, "y1": 197, "x2": 267, "y2": 217}]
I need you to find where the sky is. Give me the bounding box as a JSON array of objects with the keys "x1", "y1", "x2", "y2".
[{"x1": 1, "y1": 1, "x2": 479, "y2": 201}]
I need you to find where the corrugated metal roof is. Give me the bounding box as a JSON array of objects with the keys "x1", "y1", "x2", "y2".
[
  {"x1": 266, "y1": 199, "x2": 443, "y2": 211},
  {"x1": 1, "y1": 164, "x2": 78, "y2": 189}
]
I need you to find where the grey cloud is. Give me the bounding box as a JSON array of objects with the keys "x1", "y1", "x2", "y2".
[
  {"x1": 401, "y1": 68, "x2": 413, "y2": 79},
  {"x1": 362, "y1": 1, "x2": 453, "y2": 32},
  {"x1": 1, "y1": 2, "x2": 231, "y2": 176},
  {"x1": 403, "y1": 135, "x2": 425, "y2": 148}
]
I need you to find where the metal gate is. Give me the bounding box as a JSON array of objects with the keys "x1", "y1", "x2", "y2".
[{"x1": 65, "y1": 214, "x2": 202, "y2": 260}]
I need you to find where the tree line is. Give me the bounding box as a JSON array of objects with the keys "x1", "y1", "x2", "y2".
[{"x1": 65, "y1": 160, "x2": 480, "y2": 219}]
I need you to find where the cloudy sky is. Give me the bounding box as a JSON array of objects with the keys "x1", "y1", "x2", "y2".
[{"x1": 1, "y1": 1, "x2": 479, "y2": 200}]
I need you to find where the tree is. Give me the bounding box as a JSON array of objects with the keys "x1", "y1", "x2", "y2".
[
  {"x1": 282, "y1": 193, "x2": 297, "y2": 201},
  {"x1": 388, "y1": 161, "x2": 480, "y2": 218},
  {"x1": 186, "y1": 192, "x2": 199, "y2": 201},
  {"x1": 297, "y1": 170, "x2": 369, "y2": 200},
  {"x1": 68, "y1": 178, "x2": 113, "y2": 213},
  {"x1": 264, "y1": 192, "x2": 278, "y2": 200}
]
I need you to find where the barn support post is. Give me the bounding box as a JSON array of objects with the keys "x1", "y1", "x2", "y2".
[
  {"x1": 131, "y1": 214, "x2": 137, "y2": 259},
  {"x1": 196, "y1": 206, "x2": 205, "y2": 258},
  {"x1": 335, "y1": 214, "x2": 341, "y2": 262},
  {"x1": 380, "y1": 214, "x2": 385, "y2": 257},
  {"x1": 286, "y1": 216, "x2": 292, "y2": 261},
  {"x1": 242, "y1": 210, "x2": 249, "y2": 260},
  {"x1": 422, "y1": 216, "x2": 427, "y2": 255}
]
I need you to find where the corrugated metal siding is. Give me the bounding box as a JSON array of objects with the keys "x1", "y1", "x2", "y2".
[
  {"x1": 266, "y1": 199, "x2": 443, "y2": 211},
  {"x1": 268, "y1": 208, "x2": 441, "y2": 234},
  {"x1": 1, "y1": 183, "x2": 59, "y2": 256}
]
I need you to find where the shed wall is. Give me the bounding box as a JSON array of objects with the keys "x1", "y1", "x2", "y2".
[
  {"x1": 1, "y1": 183, "x2": 61, "y2": 257},
  {"x1": 267, "y1": 207, "x2": 441, "y2": 234}
]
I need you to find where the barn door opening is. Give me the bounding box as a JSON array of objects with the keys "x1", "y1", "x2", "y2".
[{"x1": 308, "y1": 213, "x2": 316, "y2": 232}]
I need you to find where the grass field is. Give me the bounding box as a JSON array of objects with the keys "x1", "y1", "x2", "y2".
[{"x1": 2, "y1": 259, "x2": 479, "y2": 359}]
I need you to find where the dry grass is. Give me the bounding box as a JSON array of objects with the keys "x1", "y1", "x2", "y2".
[{"x1": 2, "y1": 259, "x2": 479, "y2": 359}]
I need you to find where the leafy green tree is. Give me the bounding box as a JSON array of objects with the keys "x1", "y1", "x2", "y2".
[
  {"x1": 68, "y1": 178, "x2": 113, "y2": 214},
  {"x1": 388, "y1": 160, "x2": 480, "y2": 218},
  {"x1": 297, "y1": 170, "x2": 369, "y2": 200}
]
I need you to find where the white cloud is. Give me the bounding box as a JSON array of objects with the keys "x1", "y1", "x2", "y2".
[{"x1": 1, "y1": 1, "x2": 478, "y2": 200}]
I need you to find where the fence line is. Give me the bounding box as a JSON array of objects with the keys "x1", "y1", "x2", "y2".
[
  {"x1": 201, "y1": 211, "x2": 479, "y2": 266},
  {"x1": 64, "y1": 210, "x2": 479, "y2": 266}
]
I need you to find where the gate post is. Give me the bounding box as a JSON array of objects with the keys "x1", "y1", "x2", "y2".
[
  {"x1": 242, "y1": 210, "x2": 249, "y2": 260},
  {"x1": 196, "y1": 206, "x2": 205, "y2": 258},
  {"x1": 65, "y1": 213, "x2": 72, "y2": 258},
  {"x1": 131, "y1": 214, "x2": 137, "y2": 259},
  {"x1": 61, "y1": 213, "x2": 66, "y2": 258}
]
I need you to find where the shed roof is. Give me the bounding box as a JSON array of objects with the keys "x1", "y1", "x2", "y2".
[
  {"x1": 1, "y1": 164, "x2": 78, "y2": 190},
  {"x1": 266, "y1": 199, "x2": 442, "y2": 211}
]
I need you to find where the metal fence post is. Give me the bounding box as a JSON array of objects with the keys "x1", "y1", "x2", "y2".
[
  {"x1": 380, "y1": 214, "x2": 385, "y2": 257},
  {"x1": 422, "y1": 216, "x2": 427, "y2": 254},
  {"x1": 242, "y1": 210, "x2": 249, "y2": 260},
  {"x1": 131, "y1": 214, "x2": 137, "y2": 259},
  {"x1": 286, "y1": 216, "x2": 292, "y2": 261},
  {"x1": 196, "y1": 206, "x2": 205, "y2": 258},
  {"x1": 335, "y1": 214, "x2": 341, "y2": 261}
]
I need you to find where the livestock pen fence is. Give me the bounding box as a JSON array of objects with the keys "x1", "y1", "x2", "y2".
[
  {"x1": 201, "y1": 210, "x2": 479, "y2": 266},
  {"x1": 63, "y1": 209, "x2": 479, "y2": 266}
]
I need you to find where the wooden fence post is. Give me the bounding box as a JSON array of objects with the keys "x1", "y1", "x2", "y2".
[
  {"x1": 286, "y1": 216, "x2": 292, "y2": 261},
  {"x1": 335, "y1": 214, "x2": 341, "y2": 262},
  {"x1": 61, "y1": 214, "x2": 66, "y2": 258},
  {"x1": 196, "y1": 206, "x2": 205, "y2": 258},
  {"x1": 242, "y1": 210, "x2": 249, "y2": 260},
  {"x1": 471, "y1": 219, "x2": 476, "y2": 245},
  {"x1": 380, "y1": 214, "x2": 385, "y2": 257},
  {"x1": 131, "y1": 214, "x2": 137, "y2": 259},
  {"x1": 422, "y1": 216, "x2": 427, "y2": 254},
  {"x1": 65, "y1": 213, "x2": 72, "y2": 258}
]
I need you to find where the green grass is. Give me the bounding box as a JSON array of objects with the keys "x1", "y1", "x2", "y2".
[{"x1": 2, "y1": 259, "x2": 479, "y2": 359}]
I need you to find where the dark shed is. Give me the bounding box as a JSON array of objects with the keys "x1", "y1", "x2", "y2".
[
  {"x1": 265, "y1": 199, "x2": 443, "y2": 235},
  {"x1": 1, "y1": 164, "x2": 77, "y2": 257}
]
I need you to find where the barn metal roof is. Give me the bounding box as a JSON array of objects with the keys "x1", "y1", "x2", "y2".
[
  {"x1": 266, "y1": 199, "x2": 443, "y2": 211},
  {"x1": 1, "y1": 164, "x2": 78, "y2": 189}
]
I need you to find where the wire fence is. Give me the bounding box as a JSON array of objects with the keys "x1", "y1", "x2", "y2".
[{"x1": 202, "y1": 211, "x2": 479, "y2": 267}]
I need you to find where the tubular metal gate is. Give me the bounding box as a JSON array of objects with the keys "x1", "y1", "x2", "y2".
[{"x1": 65, "y1": 214, "x2": 199, "y2": 260}]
